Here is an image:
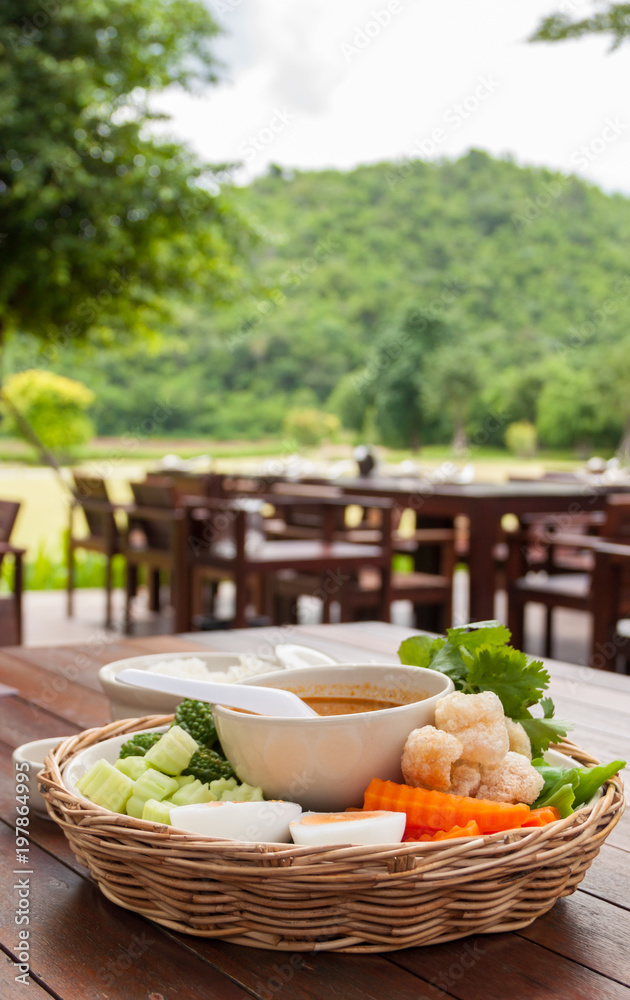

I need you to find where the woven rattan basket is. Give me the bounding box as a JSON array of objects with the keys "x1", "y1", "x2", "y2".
[{"x1": 39, "y1": 714, "x2": 625, "y2": 953}]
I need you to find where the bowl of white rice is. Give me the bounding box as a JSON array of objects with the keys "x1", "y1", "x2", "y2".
[{"x1": 99, "y1": 651, "x2": 282, "y2": 720}]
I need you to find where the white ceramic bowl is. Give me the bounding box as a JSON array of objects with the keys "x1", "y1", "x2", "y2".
[
  {"x1": 99, "y1": 652, "x2": 250, "y2": 719},
  {"x1": 213, "y1": 664, "x2": 455, "y2": 811},
  {"x1": 13, "y1": 736, "x2": 73, "y2": 820}
]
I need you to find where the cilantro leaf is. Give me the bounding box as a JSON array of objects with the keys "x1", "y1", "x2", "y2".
[
  {"x1": 446, "y1": 621, "x2": 512, "y2": 653},
  {"x1": 464, "y1": 646, "x2": 549, "y2": 717},
  {"x1": 517, "y1": 698, "x2": 573, "y2": 757},
  {"x1": 398, "y1": 634, "x2": 445, "y2": 669}
]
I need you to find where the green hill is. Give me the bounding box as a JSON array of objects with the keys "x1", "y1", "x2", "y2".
[{"x1": 8, "y1": 150, "x2": 630, "y2": 451}]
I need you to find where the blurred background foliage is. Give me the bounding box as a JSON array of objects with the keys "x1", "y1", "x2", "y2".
[{"x1": 5, "y1": 150, "x2": 630, "y2": 455}]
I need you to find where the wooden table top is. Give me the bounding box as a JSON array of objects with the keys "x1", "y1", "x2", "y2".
[{"x1": 1, "y1": 622, "x2": 628, "y2": 1000}]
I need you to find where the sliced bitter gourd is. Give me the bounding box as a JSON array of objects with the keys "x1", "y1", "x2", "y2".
[{"x1": 144, "y1": 725, "x2": 198, "y2": 775}]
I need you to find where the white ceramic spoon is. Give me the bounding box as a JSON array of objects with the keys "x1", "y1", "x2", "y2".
[{"x1": 116, "y1": 668, "x2": 318, "y2": 718}]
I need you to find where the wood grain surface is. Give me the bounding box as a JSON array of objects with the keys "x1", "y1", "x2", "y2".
[{"x1": 0, "y1": 622, "x2": 627, "y2": 1000}]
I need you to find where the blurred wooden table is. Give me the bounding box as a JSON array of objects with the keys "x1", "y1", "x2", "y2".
[
  {"x1": 0, "y1": 622, "x2": 628, "y2": 1000},
  {"x1": 327, "y1": 479, "x2": 615, "y2": 620}
]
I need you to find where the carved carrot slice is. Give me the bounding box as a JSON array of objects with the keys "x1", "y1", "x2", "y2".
[
  {"x1": 363, "y1": 778, "x2": 530, "y2": 834},
  {"x1": 521, "y1": 806, "x2": 561, "y2": 827}
]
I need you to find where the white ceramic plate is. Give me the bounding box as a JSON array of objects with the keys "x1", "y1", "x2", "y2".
[
  {"x1": 61, "y1": 734, "x2": 599, "y2": 828},
  {"x1": 62, "y1": 724, "x2": 170, "y2": 801}
]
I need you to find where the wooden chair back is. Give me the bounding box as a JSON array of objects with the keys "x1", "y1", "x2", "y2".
[
  {"x1": 0, "y1": 500, "x2": 20, "y2": 572},
  {"x1": 130, "y1": 482, "x2": 176, "y2": 551},
  {"x1": 603, "y1": 495, "x2": 630, "y2": 542},
  {"x1": 269, "y1": 483, "x2": 355, "y2": 532},
  {"x1": 72, "y1": 475, "x2": 117, "y2": 542},
  {"x1": 0, "y1": 500, "x2": 19, "y2": 543}
]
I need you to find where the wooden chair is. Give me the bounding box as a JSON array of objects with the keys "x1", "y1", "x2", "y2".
[
  {"x1": 0, "y1": 500, "x2": 24, "y2": 646},
  {"x1": 267, "y1": 497, "x2": 455, "y2": 629},
  {"x1": 67, "y1": 475, "x2": 124, "y2": 628},
  {"x1": 588, "y1": 540, "x2": 630, "y2": 671},
  {"x1": 176, "y1": 495, "x2": 394, "y2": 631},
  {"x1": 506, "y1": 495, "x2": 630, "y2": 662},
  {"x1": 123, "y1": 482, "x2": 185, "y2": 634}
]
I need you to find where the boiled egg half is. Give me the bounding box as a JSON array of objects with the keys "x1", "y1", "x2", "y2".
[
  {"x1": 290, "y1": 810, "x2": 406, "y2": 846},
  {"x1": 170, "y1": 800, "x2": 302, "y2": 842}
]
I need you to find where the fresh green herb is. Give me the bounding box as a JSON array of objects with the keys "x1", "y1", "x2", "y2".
[
  {"x1": 398, "y1": 620, "x2": 573, "y2": 754},
  {"x1": 573, "y1": 759, "x2": 626, "y2": 808},
  {"x1": 464, "y1": 645, "x2": 549, "y2": 718},
  {"x1": 531, "y1": 756, "x2": 625, "y2": 815},
  {"x1": 517, "y1": 698, "x2": 573, "y2": 757}
]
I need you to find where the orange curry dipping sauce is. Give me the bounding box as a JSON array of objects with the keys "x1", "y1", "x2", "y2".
[{"x1": 301, "y1": 696, "x2": 403, "y2": 716}]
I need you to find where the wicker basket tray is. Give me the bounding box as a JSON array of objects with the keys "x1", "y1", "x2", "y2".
[{"x1": 39, "y1": 715, "x2": 625, "y2": 953}]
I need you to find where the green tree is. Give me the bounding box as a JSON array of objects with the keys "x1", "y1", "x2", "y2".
[
  {"x1": 421, "y1": 343, "x2": 480, "y2": 454},
  {"x1": 531, "y1": 3, "x2": 630, "y2": 48},
  {"x1": 0, "y1": 0, "x2": 255, "y2": 352},
  {"x1": 535, "y1": 363, "x2": 608, "y2": 451},
  {"x1": 2, "y1": 369, "x2": 95, "y2": 452},
  {"x1": 283, "y1": 409, "x2": 340, "y2": 447},
  {"x1": 371, "y1": 310, "x2": 447, "y2": 450}
]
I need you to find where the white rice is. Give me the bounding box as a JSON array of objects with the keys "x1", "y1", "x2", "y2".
[{"x1": 146, "y1": 655, "x2": 279, "y2": 684}]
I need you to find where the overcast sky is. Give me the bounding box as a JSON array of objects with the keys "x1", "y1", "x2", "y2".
[{"x1": 155, "y1": 0, "x2": 630, "y2": 193}]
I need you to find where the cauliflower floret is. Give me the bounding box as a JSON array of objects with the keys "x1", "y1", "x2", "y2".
[
  {"x1": 435, "y1": 691, "x2": 509, "y2": 766},
  {"x1": 450, "y1": 762, "x2": 481, "y2": 797},
  {"x1": 477, "y1": 751, "x2": 545, "y2": 804},
  {"x1": 401, "y1": 726, "x2": 462, "y2": 791},
  {"x1": 506, "y1": 718, "x2": 532, "y2": 759}
]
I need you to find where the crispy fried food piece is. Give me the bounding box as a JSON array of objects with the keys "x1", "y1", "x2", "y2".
[
  {"x1": 401, "y1": 726, "x2": 462, "y2": 791},
  {"x1": 435, "y1": 690, "x2": 509, "y2": 766},
  {"x1": 506, "y1": 718, "x2": 532, "y2": 759},
  {"x1": 477, "y1": 751, "x2": 545, "y2": 804},
  {"x1": 450, "y1": 762, "x2": 481, "y2": 797}
]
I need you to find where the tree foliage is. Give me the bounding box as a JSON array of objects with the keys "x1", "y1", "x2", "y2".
[
  {"x1": 0, "y1": 0, "x2": 255, "y2": 345},
  {"x1": 531, "y1": 3, "x2": 630, "y2": 49},
  {"x1": 2, "y1": 369, "x2": 95, "y2": 451},
  {"x1": 6, "y1": 152, "x2": 630, "y2": 451}
]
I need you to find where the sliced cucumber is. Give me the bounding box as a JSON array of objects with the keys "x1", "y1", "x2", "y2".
[
  {"x1": 144, "y1": 725, "x2": 198, "y2": 775},
  {"x1": 169, "y1": 779, "x2": 214, "y2": 807},
  {"x1": 126, "y1": 768, "x2": 179, "y2": 819},
  {"x1": 142, "y1": 799, "x2": 172, "y2": 825},
  {"x1": 115, "y1": 756, "x2": 150, "y2": 781},
  {"x1": 208, "y1": 776, "x2": 238, "y2": 800},
  {"x1": 220, "y1": 782, "x2": 264, "y2": 802},
  {"x1": 76, "y1": 759, "x2": 134, "y2": 814}
]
